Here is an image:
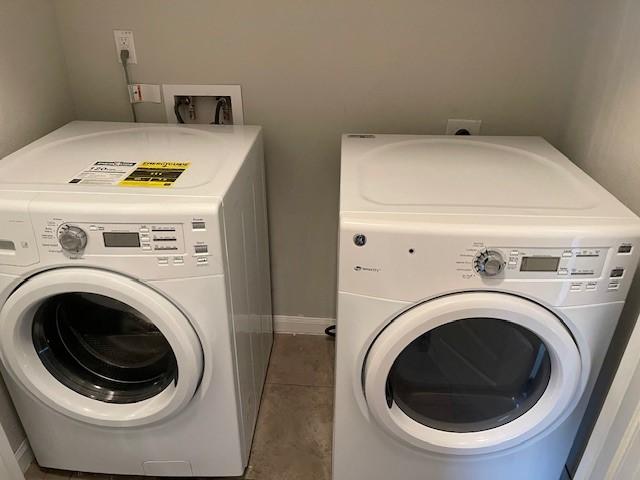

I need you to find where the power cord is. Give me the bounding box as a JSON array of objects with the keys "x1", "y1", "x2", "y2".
[
  {"x1": 119, "y1": 49, "x2": 137, "y2": 122},
  {"x1": 325, "y1": 325, "x2": 336, "y2": 337}
]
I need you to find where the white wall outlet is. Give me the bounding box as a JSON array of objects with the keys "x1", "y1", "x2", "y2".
[
  {"x1": 446, "y1": 119, "x2": 482, "y2": 135},
  {"x1": 162, "y1": 85, "x2": 244, "y2": 124},
  {"x1": 128, "y1": 84, "x2": 161, "y2": 104},
  {"x1": 114, "y1": 30, "x2": 137, "y2": 64}
]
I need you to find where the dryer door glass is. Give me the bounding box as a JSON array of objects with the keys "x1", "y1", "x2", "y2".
[
  {"x1": 386, "y1": 318, "x2": 551, "y2": 432},
  {"x1": 32, "y1": 292, "x2": 178, "y2": 404}
]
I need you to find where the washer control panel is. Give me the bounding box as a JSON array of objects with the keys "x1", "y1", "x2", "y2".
[
  {"x1": 40, "y1": 220, "x2": 212, "y2": 268},
  {"x1": 51, "y1": 223, "x2": 187, "y2": 255}
]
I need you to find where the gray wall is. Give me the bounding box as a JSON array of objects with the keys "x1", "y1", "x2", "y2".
[
  {"x1": 560, "y1": 0, "x2": 640, "y2": 472},
  {"x1": 53, "y1": 0, "x2": 591, "y2": 319},
  {"x1": 0, "y1": 0, "x2": 74, "y2": 452}
]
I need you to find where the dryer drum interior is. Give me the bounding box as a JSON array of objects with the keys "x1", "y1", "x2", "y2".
[
  {"x1": 32, "y1": 292, "x2": 178, "y2": 404},
  {"x1": 386, "y1": 318, "x2": 552, "y2": 433}
]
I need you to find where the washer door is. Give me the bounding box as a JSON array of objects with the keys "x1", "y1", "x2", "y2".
[
  {"x1": 0, "y1": 268, "x2": 203, "y2": 427},
  {"x1": 363, "y1": 292, "x2": 581, "y2": 455}
]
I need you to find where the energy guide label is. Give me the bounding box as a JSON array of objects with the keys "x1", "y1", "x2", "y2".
[
  {"x1": 119, "y1": 162, "x2": 190, "y2": 188},
  {"x1": 68, "y1": 161, "x2": 137, "y2": 185}
]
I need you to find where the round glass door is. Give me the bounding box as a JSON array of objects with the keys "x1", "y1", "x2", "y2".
[
  {"x1": 32, "y1": 293, "x2": 178, "y2": 404},
  {"x1": 0, "y1": 268, "x2": 203, "y2": 427},
  {"x1": 387, "y1": 318, "x2": 551, "y2": 433},
  {"x1": 363, "y1": 292, "x2": 582, "y2": 455}
]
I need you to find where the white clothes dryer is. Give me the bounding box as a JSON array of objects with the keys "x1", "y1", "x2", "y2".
[
  {"x1": 333, "y1": 134, "x2": 640, "y2": 480},
  {"x1": 0, "y1": 122, "x2": 272, "y2": 477}
]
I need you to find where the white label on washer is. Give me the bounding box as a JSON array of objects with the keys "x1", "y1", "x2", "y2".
[{"x1": 68, "y1": 161, "x2": 137, "y2": 185}]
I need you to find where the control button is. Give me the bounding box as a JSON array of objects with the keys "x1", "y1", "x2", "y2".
[
  {"x1": 570, "y1": 284, "x2": 582, "y2": 292},
  {"x1": 192, "y1": 221, "x2": 206, "y2": 231},
  {"x1": 558, "y1": 268, "x2": 569, "y2": 275},
  {"x1": 608, "y1": 282, "x2": 620, "y2": 291},
  {"x1": 508, "y1": 259, "x2": 518, "y2": 266},
  {"x1": 586, "y1": 282, "x2": 597, "y2": 291},
  {"x1": 510, "y1": 250, "x2": 519, "y2": 256},
  {"x1": 157, "y1": 257, "x2": 169, "y2": 266},
  {"x1": 194, "y1": 244, "x2": 209, "y2": 254},
  {"x1": 142, "y1": 245, "x2": 151, "y2": 251},
  {"x1": 139, "y1": 227, "x2": 149, "y2": 233},
  {"x1": 89, "y1": 225, "x2": 98, "y2": 231},
  {"x1": 197, "y1": 257, "x2": 208, "y2": 265},
  {"x1": 610, "y1": 268, "x2": 624, "y2": 278},
  {"x1": 562, "y1": 251, "x2": 573, "y2": 257},
  {"x1": 173, "y1": 257, "x2": 184, "y2": 265},
  {"x1": 618, "y1": 245, "x2": 633, "y2": 254}
]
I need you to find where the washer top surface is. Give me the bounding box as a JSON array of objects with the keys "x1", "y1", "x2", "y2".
[
  {"x1": 0, "y1": 121, "x2": 261, "y2": 197},
  {"x1": 341, "y1": 134, "x2": 636, "y2": 221}
]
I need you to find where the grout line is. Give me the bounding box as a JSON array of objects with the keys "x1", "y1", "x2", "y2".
[{"x1": 265, "y1": 381, "x2": 334, "y2": 389}]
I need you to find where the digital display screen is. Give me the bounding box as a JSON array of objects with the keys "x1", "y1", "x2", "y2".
[
  {"x1": 103, "y1": 232, "x2": 140, "y2": 248},
  {"x1": 520, "y1": 256, "x2": 561, "y2": 272}
]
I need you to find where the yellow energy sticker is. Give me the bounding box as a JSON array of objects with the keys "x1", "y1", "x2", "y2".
[{"x1": 119, "y1": 162, "x2": 190, "y2": 188}]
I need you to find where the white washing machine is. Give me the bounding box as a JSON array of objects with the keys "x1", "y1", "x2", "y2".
[
  {"x1": 334, "y1": 135, "x2": 640, "y2": 480},
  {"x1": 0, "y1": 122, "x2": 272, "y2": 477}
]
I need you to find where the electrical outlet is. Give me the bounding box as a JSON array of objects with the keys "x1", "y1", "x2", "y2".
[
  {"x1": 114, "y1": 30, "x2": 137, "y2": 64},
  {"x1": 446, "y1": 119, "x2": 482, "y2": 135}
]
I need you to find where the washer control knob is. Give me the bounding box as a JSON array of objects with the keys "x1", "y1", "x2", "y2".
[
  {"x1": 474, "y1": 249, "x2": 505, "y2": 277},
  {"x1": 58, "y1": 225, "x2": 88, "y2": 253}
]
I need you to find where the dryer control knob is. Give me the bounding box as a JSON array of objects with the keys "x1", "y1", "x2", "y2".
[
  {"x1": 474, "y1": 249, "x2": 505, "y2": 277},
  {"x1": 58, "y1": 225, "x2": 88, "y2": 253}
]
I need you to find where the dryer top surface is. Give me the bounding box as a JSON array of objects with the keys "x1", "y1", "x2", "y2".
[{"x1": 340, "y1": 135, "x2": 638, "y2": 223}]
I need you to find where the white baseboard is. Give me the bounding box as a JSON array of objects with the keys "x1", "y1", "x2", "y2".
[
  {"x1": 15, "y1": 439, "x2": 33, "y2": 473},
  {"x1": 273, "y1": 315, "x2": 334, "y2": 335}
]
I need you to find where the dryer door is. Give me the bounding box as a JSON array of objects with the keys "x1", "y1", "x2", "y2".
[
  {"x1": 0, "y1": 268, "x2": 203, "y2": 427},
  {"x1": 363, "y1": 292, "x2": 581, "y2": 455}
]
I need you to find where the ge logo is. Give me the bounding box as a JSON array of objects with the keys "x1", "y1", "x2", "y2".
[{"x1": 353, "y1": 234, "x2": 367, "y2": 247}]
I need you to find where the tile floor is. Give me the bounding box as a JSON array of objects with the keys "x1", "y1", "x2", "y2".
[{"x1": 24, "y1": 333, "x2": 335, "y2": 480}]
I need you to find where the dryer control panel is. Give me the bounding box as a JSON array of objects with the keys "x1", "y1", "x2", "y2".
[
  {"x1": 339, "y1": 219, "x2": 640, "y2": 307},
  {"x1": 475, "y1": 246, "x2": 608, "y2": 279}
]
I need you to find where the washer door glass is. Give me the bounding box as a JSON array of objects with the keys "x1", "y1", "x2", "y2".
[
  {"x1": 32, "y1": 292, "x2": 178, "y2": 404},
  {"x1": 386, "y1": 317, "x2": 551, "y2": 433}
]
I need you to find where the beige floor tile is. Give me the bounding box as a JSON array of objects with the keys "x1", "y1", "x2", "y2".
[
  {"x1": 266, "y1": 334, "x2": 335, "y2": 387},
  {"x1": 42, "y1": 467, "x2": 72, "y2": 480},
  {"x1": 69, "y1": 471, "x2": 118, "y2": 480},
  {"x1": 245, "y1": 383, "x2": 333, "y2": 480},
  {"x1": 24, "y1": 463, "x2": 47, "y2": 480}
]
